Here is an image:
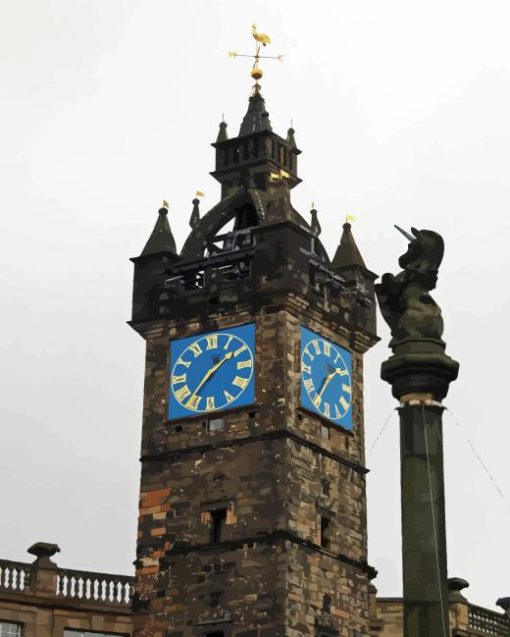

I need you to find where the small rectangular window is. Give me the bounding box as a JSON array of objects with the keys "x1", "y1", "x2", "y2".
[
  {"x1": 321, "y1": 480, "x2": 330, "y2": 496},
  {"x1": 0, "y1": 623, "x2": 20, "y2": 637},
  {"x1": 320, "y1": 424, "x2": 330, "y2": 439},
  {"x1": 207, "y1": 418, "x2": 225, "y2": 432},
  {"x1": 210, "y1": 508, "x2": 227, "y2": 543},
  {"x1": 320, "y1": 516, "x2": 332, "y2": 549}
]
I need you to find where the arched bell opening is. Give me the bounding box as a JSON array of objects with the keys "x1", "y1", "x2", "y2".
[
  {"x1": 180, "y1": 190, "x2": 261, "y2": 262},
  {"x1": 204, "y1": 202, "x2": 259, "y2": 258}
]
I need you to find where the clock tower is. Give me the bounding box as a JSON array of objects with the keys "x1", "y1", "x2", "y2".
[{"x1": 130, "y1": 77, "x2": 379, "y2": 637}]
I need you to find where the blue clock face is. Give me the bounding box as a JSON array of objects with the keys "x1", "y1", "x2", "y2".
[
  {"x1": 168, "y1": 323, "x2": 255, "y2": 419},
  {"x1": 300, "y1": 326, "x2": 353, "y2": 430}
]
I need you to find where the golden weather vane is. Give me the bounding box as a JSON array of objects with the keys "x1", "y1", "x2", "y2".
[{"x1": 228, "y1": 23, "x2": 284, "y2": 90}]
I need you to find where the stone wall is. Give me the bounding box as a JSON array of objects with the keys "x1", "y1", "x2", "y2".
[{"x1": 134, "y1": 301, "x2": 377, "y2": 636}]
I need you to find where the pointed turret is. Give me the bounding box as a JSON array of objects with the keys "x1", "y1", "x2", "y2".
[
  {"x1": 286, "y1": 126, "x2": 297, "y2": 149},
  {"x1": 332, "y1": 222, "x2": 367, "y2": 270},
  {"x1": 189, "y1": 197, "x2": 200, "y2": 229},
  {"x1": 309, "y1": 204, "x2": 322, "y2": 236},
  {"x1": 131, "y1": 203, "x2": 180, "y2": 326},
  {"x1": 239, "y1": 86, "x2": 272, "y2": 136},
  {"x1": 331, "y1": 220, "x2": 377, "y2": 335},
  {"x1": 141, "y1": 203, "x2": 177, "y2": 257},
  {"x1": 216, "y1": 121, "x2": 228, "y2": 143}
]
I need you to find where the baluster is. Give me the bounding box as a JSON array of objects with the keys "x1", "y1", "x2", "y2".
[
  {"x1": 108, "y1": 579, "x2": 114, "y2": 602},
  {"x1": 93, "y1": 578, "x2": 99, "y2": 601},
  {"x1": 100, "y1": 578, "x2": 107, "y2": 602},
  {"x1": 84, "y1": 577, "x2": 91, "y2": 599}
]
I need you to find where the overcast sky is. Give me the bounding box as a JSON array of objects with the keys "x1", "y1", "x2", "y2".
[{"x1": 1, "y1": 0, "x2": 509, "y2": 612}]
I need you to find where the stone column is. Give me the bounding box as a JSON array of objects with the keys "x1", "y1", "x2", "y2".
[{"x1": 381, "y1": 338, "x2": 458, "y2": 637}]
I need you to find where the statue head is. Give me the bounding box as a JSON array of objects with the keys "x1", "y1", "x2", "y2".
[{"x1": 398, "y1": 228, "x2": 444, "y2": 287}]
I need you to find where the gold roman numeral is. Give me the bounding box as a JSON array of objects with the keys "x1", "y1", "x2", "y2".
[
  {"x1": 339, "y1": 396, "x2": 350, "y2": 412},
  {"x1": 237, "y1": 359, "x2": 252, "y2": 370},
  {"x1": 303, "y1": 378, "x2": 315, "y2": 392},
  {"x1": 323, "y1": 342, "x2": 331, "y2": 357},
  {"x1": 301, "y1": 362, "x2": 312, "y2": 375},
  {"x1": 232, "y1": 375, "x2": 249, "y2": 389},
  {"x1": 206, "y1": 396, "x2": 215, "y2": 410},
  {"x1": 174, "y1": 385, "x2": 191, "y2": 402},
  {"x1": 313, "y1": 394, "x2": 322, "y2": 408},
  {"x1": 176, "y1": 358, "x2": 191, "y2": 368},
  {"x1": 189, "y1": 342, "x2": 203, "y2": 358},
  {"x1": 171, "y1": 374, "x2": 187, "y2": 385},
  {"x1": 342, "y1": 383, "x2": 352, "y2": 394},
  {"x1": 206, "y1": 335, "x2": 218, "y2": 350},
  {"x1": 224, "y1": 390, "x2": 235, "y2": 404},
  {"x1": 223, "y1": 335, "x2": 233, "y2": 350},
  {"x1": 303, "y1": 346, "x2": 314, "y2": 362},
  {"x1": 334, "y1": 405, "x2": 341, "y2": 419},
  {"x1": 323, "y1": 402, "x2": 331, "y2": 418},
  {"x1": 312, "y1": 340, "x2": 321, "y2": 355},
  {"x1": 186, "y1": 394, "x2": 202, "y2": 410},
  {"x1": 234, "y1": 344, "x2": 248, "y2": 358}
]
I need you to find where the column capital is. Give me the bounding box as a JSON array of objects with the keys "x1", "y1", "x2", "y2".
[{"x1": 381, "y1": 338, "x2": 459, "y2": 401}]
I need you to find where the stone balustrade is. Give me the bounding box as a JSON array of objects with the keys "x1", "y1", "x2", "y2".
[{"x1": 0, "y1": 557, "x2": 133, "y2": 609}]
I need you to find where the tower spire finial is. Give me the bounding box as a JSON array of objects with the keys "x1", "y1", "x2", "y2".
[{"x1": 228, "y1": 24, "x2": 284, "y2": 93}]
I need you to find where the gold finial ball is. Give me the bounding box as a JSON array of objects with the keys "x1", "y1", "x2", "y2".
[{"x1": 251, "y1": 64, "x2": 263, "y2": 81}]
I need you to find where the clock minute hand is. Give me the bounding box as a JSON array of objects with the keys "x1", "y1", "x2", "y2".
[{"x1": 190, "y1": 350, "x2": 234, "y2": 398}]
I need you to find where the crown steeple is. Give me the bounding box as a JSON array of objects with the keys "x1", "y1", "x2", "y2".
[{"x1": 211, "y1": 87, "x2": 301, "y2": 198}]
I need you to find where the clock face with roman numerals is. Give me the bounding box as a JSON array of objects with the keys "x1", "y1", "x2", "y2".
[
  {"x1": 300, "y1": 326, "x2": 353, "y2": 430},
  {"x1": 168, "y1": 323, "x2": 255, "y2": 420}
]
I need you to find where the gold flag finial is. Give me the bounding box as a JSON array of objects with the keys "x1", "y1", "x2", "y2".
[
  {"x1": 228, "y1": 24, "x2": 284, "y2": 90},
  {"x1": 346, "y1": 213, "x2": 356, "y2": 223},
  {"x1": 196, "y1": 190, "x2": 205, "y2": 198},
  {"x1": 162, "y1": 200, "x2": 169, "y2": 209}
]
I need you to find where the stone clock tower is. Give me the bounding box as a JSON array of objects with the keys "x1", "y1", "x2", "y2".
[{"x1": 130, "y1": 82, "x2": 379, "y2": 637}]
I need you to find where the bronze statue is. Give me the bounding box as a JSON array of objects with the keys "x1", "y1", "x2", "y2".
[{"x1": 375, "y1": 226, "x2": 445, "y2": 344}]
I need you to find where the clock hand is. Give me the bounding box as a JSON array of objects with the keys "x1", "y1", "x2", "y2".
[
  {"x1": 317, "y1": 370, "x2": 337, "y2": 399},
  {"x1": 190, "y1": 350, "x2": 234, "y2": 399},
  {"x1": 317, "y1": 368, "x2": 349, "y2": 399}
]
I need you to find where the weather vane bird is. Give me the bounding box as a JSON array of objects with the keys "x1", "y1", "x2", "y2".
[
  {"x1": 228, "y1": 23, "x2": 284, "y2": 91},
  {"x1": 252, "y1": 24, "x2": 271, "y2": 47}
]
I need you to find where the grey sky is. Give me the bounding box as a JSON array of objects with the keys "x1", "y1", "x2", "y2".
[{"x1": 1, "y1": 0, "x2": 509, "y2": 611}]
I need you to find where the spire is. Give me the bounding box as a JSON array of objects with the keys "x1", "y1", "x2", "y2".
[
  {"x1": 189, "y1": 196, "x2": 201, "y2": 229},
  {"x1": 309, "y1": 203, "x2": 321, "y2": 236},
  {"x1": 239, "y1": 86, "x2": 272, "y2": 137},
  {"x1": 332, "y1": 221, "x2": 367, "y2": 270},
  {"x1": 141, "y1": 202, "x2": 177, "y2": 257},
  {"x1": 286, "y1": 126, "x2": 297, "y2": 149},
  {"x1": 216, "y1": 120, "x2": 228, "y2": 142}
]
